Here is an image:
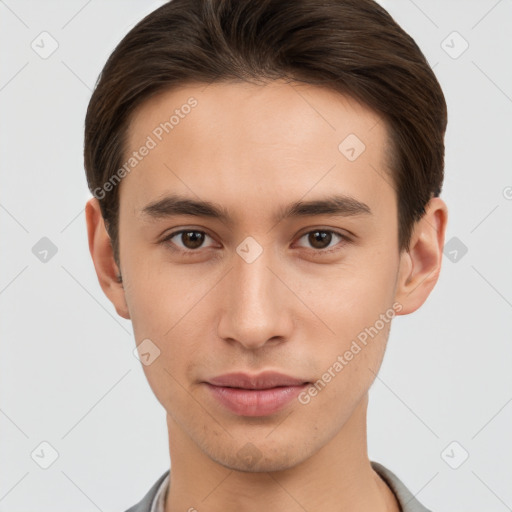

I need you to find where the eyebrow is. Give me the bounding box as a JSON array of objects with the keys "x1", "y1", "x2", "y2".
[{"x1": 140, "y1": 193, "x2": 372, "y2": 225}]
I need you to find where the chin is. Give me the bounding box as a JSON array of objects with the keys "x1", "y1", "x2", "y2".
[{"x1": 205, "y1": 437, "x2": 310, "y2": 474}]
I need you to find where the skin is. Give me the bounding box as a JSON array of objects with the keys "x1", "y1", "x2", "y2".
[{"x1": 86, "y1": 80, "x2": 448, "y2": 512}]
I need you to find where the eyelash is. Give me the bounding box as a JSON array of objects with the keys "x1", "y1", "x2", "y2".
[{"x1": 160, "y1": 228, "x2": 351, "y2": 256}]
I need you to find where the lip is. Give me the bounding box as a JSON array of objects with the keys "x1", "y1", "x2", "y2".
[
  {"x1": 204, "y1": 371, "x2": 310, "y2": 416},
  {"x1": 208, "y1": 371, "x2": 308, "y2": 389}
]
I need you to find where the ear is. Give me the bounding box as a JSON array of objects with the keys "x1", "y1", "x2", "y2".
[
  {"x1": 85, "y1": 197, "x2": 131, "y2": 319},
  {"x1": 395, "y1": 197, "x2": 448, "y2": 315}
]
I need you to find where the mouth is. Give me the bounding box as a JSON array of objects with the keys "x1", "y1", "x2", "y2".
[
  {"x1": 207, "y1": 371, "x2": 309, "y2": 389},
  {"x1": 204, "y1": 371, "x2": 311, "y2": 416}
]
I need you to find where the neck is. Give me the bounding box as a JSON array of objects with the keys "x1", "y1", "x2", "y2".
[{"x1": 164, "y1": 393, "x2": 399, "y2": 512}]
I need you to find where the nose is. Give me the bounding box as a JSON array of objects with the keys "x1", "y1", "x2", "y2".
[{"x1": 216, "y1": 245, "x2": 293, "y2": 351}]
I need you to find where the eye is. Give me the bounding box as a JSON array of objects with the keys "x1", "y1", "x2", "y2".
[
  {"x1": 295, "y1": 229, "x2": 349, "y2": 253},
  {"x1": 161, "y1": 229, "x2": 216, "y2": 253},
  {"x1": 160, "y1": 228, "x2": 351, "y2": 256}
]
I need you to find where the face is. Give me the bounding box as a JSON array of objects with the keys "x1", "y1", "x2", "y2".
[{"x1": 94, "y1": 80, "x2": 426, "y2": 472}]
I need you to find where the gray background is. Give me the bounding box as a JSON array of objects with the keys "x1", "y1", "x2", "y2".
[{"x1": 1, "y1": 0, "x2": 511, "y2": 510}]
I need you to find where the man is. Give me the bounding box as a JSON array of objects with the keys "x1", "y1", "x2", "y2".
[{"x1": 84, "y1": 0, "x2": 448, "y2": 510}]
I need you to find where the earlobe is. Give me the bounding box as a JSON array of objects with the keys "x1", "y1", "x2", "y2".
[
  {"x1": 85, "y1": 197, "x2": 131, "y2": 320},
  {"x1": 395, "y1": 197, "x2": 448, "y2": 315}
]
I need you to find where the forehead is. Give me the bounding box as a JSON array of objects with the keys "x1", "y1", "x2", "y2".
[
  {"x1": 127, "y1": 79, "x2": 388, "y2": 149},
  {"x1": 121, "y1": 80, "x2": 395, "y2": 221}
]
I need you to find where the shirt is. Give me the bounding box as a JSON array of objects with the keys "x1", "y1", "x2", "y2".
[{"x1": 124, "y1": 460, "x2": 431, "y2": 512}]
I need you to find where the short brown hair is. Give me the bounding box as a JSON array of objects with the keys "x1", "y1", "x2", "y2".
[{"x1": 84, "y1": 0, "x2": 447, "y2": 267}]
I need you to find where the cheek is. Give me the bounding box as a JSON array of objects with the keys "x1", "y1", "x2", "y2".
[
  {"x1": 292, "y1": 246, "x2": 398, "y2": 399},
  {"x1": 127, "y1": 282, "x2": 198, "y2": 412},
  {"x1": 297, "y1": 314, "x2": 392, "y2": 428},
  {"x1": 122, "y1": 254, "x2": 185, "y2": 340},
  {"x1": 293, "y1": 249, "x2": 398, "y2": 340},
  {"x1": 122, "y1": 258, "x2": 205, "y2": 382}
]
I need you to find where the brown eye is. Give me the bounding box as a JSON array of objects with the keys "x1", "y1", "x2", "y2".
[
  {"x1": 162, "y1": 230, "x2": 214, "y2": 252},
  {"x1": 296, "y1": 229, "x2": 349, "y2": 252},
  {"x1": 180, "y1": 231, "x2": 205, "y2": 249},
  {"x1": 308, "y1": 230, "x2": 333, "y2": 249}
]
